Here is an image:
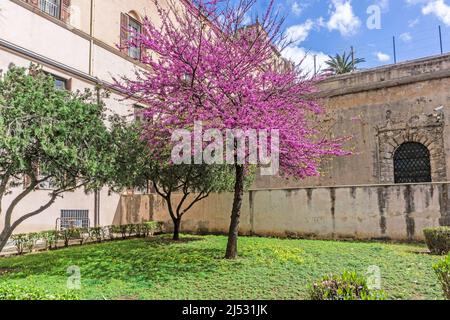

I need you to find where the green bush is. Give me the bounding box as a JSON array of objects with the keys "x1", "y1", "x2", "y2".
[
  {"x1": 11, "y1": 234, "x2": 28, "y2": 255},
  {"x1": 39, "y1": 230, "x2": 58, "y2": 250},
  {"x1": 126, "y1": 224, "x2": 137, "y2": 237},
  {"x1": 107, "y1": 225, "x2": 121, "y2": 240},
  {"x1": 89, "y1": 227, "x2": 103, "y2": 243},
  {"x1": 59, "y1": 228, "x2": 82, "y2": 248},
  {"x1": 119, "y1": 225, "x2": 128, "y2": 240},
  {"x1": 433, "y1": 255, "x2": 450, "y2": 300},
  {"x1": 0, "y1": 283, "x2": 79, "y2": 300},
  {"x1": 424, "y1": 227, "x2": 450, "y2": 255},
  {"x1": 144, "y1": 221, "x2": 164, "y2": 236},
  {"x1": 309, "y1": 271, "x2": 386, "y2": 300}
]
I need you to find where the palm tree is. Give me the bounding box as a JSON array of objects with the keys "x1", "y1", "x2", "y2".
[{"x1": 324, "y1": 51, "x2": 365, "y2": 75}]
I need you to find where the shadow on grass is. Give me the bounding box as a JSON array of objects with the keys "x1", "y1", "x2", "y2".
[
  {"x1": 0, "y1": 236, "x2": 236, "y2": 287},
  {"x1": 143, "y1": 235, "x2": 205, "y2": 246}
]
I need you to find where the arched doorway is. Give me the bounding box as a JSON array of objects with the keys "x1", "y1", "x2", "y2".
[{"x1": 394, "y1": 142, "x2": 432, "y2": 183}]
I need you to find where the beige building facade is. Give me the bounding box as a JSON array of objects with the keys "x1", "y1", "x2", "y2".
[
  {"x1": 2, "y1": 0, "x2": 450, "y2": 243},
  {"x1": 0, "y1": 0, "x2": 172, "y2": 235}
]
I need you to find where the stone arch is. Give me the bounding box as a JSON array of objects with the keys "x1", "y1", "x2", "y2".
[
  {"x1": 128, "y1": 10, "x2": 143, "y2": 23},
  {"x1": 377, "y1": 115, "x2": 447, "y2": 184}
]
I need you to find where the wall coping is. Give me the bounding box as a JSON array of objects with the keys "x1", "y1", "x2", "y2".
[
  {"x1": 317, "y1": 53, "x2": 450, "y2": 98},
  {"x1": 248, "y1": 181, "x2": 450, "y2": 192}
]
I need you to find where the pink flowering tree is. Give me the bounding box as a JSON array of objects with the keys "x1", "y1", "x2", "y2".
[{"x1": 116, "y1": 0, "x2": 349, "y2": 259}]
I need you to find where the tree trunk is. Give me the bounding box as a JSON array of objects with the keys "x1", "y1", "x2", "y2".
[
  {"x1": 225, "y1": 164, "x2": 245, "y2": 259},
  {"x1": 173, "y1": 217, "x2": 181, "y2": 241},
  {"x1": 0, "y1": 228, "x2": 13, "y2": 253}
]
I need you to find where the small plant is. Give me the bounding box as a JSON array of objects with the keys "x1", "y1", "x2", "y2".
[
  {"x1": 59, "y1": 228, "x2": 81, "y2": 248},
  {"x1": 40, "y1": 231, "x2": 58, "y2": 250},
  {"x1": 0, "y1": 283, "x2": 79, "y2": 300},
  {"x1": 144, "y1": 221, "x2": 164, "y2": 237},
  {"x1": 11, "y1": 234, "x2": 28, "y2": 255},
  {"x1": 424, "y1": 227, "x2": 450, "y2": 255},
  {"x1": 119, "y1": 225, "x2": 128, "y2": 240},
  {"x1": 126, "y1": 224, "x2": 136, "y2": 238},
  {"x1": 309, "y1": 271, "x2": 386, "y2": 300},
  {"x1": 433, "y1": 255, "x2": 450, "y2": 300},
  {"x1": 89, "y1": 227, "x2": 103, "y2": 243},
  {"x1": 107, "y1": 225, "x2": 121, "y2": 240},
  {"x1": 25, "y1": 233, "x2": 39, "y2": 253},
  {"x1": 78, "y1": 228, "x2": 90, "y2": 245}
]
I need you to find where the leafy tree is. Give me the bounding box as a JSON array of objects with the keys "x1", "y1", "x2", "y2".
[
  {"x1": 117, "y1": 0, "x2": 348, "y2": 258},
  {"x1": 0, "y1": 65, "x2": 113, "y2": 251},
  {"x1": 109, "y1": 117, "x2": 252, "y2": 240},
  {"x1": 324, "y1": 52, "x2": 366, "y2": 75}
]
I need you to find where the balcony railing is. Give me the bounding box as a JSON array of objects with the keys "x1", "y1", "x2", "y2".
[{"x1": 39, "y1": 0, "x2": 60, "y2": 19}]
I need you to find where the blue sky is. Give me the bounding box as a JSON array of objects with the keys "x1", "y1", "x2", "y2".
[{"x1": 250, "y1": 0, "x2": 450, "y2": 73}]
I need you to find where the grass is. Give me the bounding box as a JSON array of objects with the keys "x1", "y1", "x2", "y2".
[{"x1": 0, "y1": 235, "x2": 445, "y2": 300}]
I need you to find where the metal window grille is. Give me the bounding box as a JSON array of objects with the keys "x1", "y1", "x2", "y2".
[
  {"x1": 394, "y1": 142, "x2": 432, "y2": 184},
  {"x1": 60, "y1": 210, "x2": 89, "y2": 230},
  {"x1": 39, "y1": 0, "x2": 61, "y2": 18}
]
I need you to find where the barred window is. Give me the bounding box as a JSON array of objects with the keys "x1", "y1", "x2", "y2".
[
  {"x1": 394, "y1": 142, "x2": 432, "y2": 184},
  {"x1": 60, "y1": 210, "x2": 89, "y2": 230}
]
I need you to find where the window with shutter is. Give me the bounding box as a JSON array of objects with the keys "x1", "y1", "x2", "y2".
[
  {"x1": 39, "y1": 0, "x2": 61, "y2": 19},
  {"x1": 120, "y1": 13, "x2": 130, "y2": 54},
  {"x1": 60, "y1": 0, "x2": 71, "y2": 23}
]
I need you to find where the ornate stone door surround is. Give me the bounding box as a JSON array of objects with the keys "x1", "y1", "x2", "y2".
[{"x1": 376, "y1": 110, "x2": 447, "y2": 183}]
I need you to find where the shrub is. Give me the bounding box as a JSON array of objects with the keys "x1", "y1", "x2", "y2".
[
  {"x1": 309, "y1": 271, "x2": 386, "y2": 300},
  {"x1": 144, "y1": 221, "x2": 164, "y2": 236},
  {"x1": 0, "y1": 283, "x2": 79, "y2": 300},
  {"x1": 433, "y1": 255, "x2": 450, "y2": 300},
  {"x1": 119, "y1": 225, "x2": 128, "y2": 240},
  {"x1": 89, "y1": 227, "x2": 103, "y2": 243},
  {"x1": 25, "y1": 233, "x2": 39, "y2": 253},
  {"x1": 126, "y1": 224, "x2": 137, "y2": 237},
  {"x1": 59, "y1": 228, "x2": 82, "y2": 248},
  {"x1": 424, "y1": 227, "x2": 450, "y2": 255},
  {"x1": 107, "y1": 225, "x2": 121, "y2": 240},
  {"x1": 11, "y1": 234, "x2": 28, "y2": 255},
  {"x1": 78, "y1": 228, "x2": 90, "y2": 245},
  {"x1": 39, "y1": 231, "x2": 58, "y2": 250}
]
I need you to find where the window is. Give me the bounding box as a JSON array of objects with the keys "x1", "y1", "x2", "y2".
[
  {"x1": 128, "y1": 17, "x2": 142, "y2": 59},
  {"x1": 39, "y1": 0, "x2": 61, "y2": 19},
  {"x1": 394, "y1": 142, "x2": 432, "y2": 184},
  {"x1": 60, "y1": 210, "x2": 89, "y2": 230},
  {"x1": 54, "y1": 76, "x2": 67, "y2": 90},
  {"x1": 43, "y1": 72, "x2": 69, "y2": 90}
]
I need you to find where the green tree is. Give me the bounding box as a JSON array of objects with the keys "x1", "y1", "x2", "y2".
[
  {"x1": 324, "y1": 52, "x2": 365, "y2": 75},
  {"x1": 109, "y1": 117, "x2": 254, "y2": 241},
  {"x1": 0, "y1": 65, "x2": 113, "y2": 251}
]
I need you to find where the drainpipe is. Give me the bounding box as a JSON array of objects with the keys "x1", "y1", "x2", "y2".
[
  {"x1": 90, "y1": 0, "x2": 101, "y2": 227},
  {"x1": 88, "y1": 0, "x2": 95, "y2": 75}
]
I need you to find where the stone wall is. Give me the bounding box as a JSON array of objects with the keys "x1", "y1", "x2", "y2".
[
  {"x1": 152, "y1": 183, "x2": 450, "y2": 241},
  {"x1": 254, "y1": 54, "x2": 450, "y2": 189}
]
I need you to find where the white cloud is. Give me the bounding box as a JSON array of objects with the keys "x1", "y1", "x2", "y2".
[
  {"x1": 291, "y1": 1, "x2": 303, "y2": 16},
  {"x1": 376, "y1": 52, "x2": 391, "y2": 62},
  {"x1": 285, "y1": 20, "x2": 315, "y2": 45},
  {"x1": 399, "y1": 32, "x2": 413, "y2": 42},
  {"x1": 282, "y1": 46, "x2": 329, "y2": 75},
  {"x1": 422, "y1": 0, "x2": 450, "y2": 26},
  {"x1": 327, "y1": 0, "x2": 361, "y2": 36},
  {"x1": 408, "y1": 18, "x2": 420, "y2": 27}
]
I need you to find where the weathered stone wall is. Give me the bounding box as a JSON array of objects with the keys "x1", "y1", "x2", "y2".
[
  {"x1": 152, "y1": 183, "x2": 450, "y2": 241},
  {"x1": 254, "y1": 54, "x2": 450, "y2": 189}
]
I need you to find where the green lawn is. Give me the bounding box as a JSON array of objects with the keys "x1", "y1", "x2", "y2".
[{"x1": 0, "y1": 235, "x2": 445, "y2": 300}]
